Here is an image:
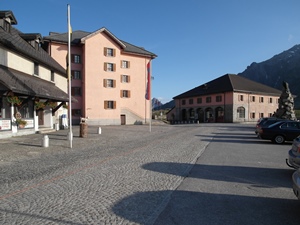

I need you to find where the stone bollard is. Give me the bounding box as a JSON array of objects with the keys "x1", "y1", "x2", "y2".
[
  {"x1": 97, "y1": 127, "x2": 102, "y2": 134},
  {"x1": 42, "y1": 135, "x2": 49, "y2": 147},
  {"x1": 80, "y1": 122, "x2": 88, "y2": 138}
]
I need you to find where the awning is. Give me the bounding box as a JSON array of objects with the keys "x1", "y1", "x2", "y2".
[{"x1": 0, "y1": 65, "x2": 69, "y2": 102}]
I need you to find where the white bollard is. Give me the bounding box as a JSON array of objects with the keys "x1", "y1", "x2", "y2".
[
  {"x1": 42, "y1": 135, "x2": 49, "y2": 148},
  {"x1": 97, "y1": 127, "x2": 102, "y2": 134}
]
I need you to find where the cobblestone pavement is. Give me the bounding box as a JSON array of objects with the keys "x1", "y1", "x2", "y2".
[{"x1": 0, "y1": 123, "x2": 218, "y2": 225}]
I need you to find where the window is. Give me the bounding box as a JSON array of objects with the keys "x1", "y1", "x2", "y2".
[
  {"x1": 182, "y1": 100, "x2": 186, "y2": 105},
  {"x1": 189, "y1": 99, "x2": 193, "y2": 104},
  {"x1": 269, "y1": 98, "x2": 273, "y2": 103},
  {"x1": 251, "y1": 112, "x2": 255, "y2": 119},
  {"x1": 216, "y1": 95, "x2": 222, "y2": 102},
  {"x1": 104, "y1": 63, "x2": 116, "y2": 72},
  {"x1": 121, "y1": 90, "x2": 131, "y2": 98},
  {"x1": 281, "y1": 122, "x2": 300, "y2": 129},
  {"x1": 51, "y1": 71, "x2": 55, "y2": 82},
  {"x1": 251, "y1": 96, "x2": 255, "y2": 102},
  {"x1": 4, "y1": 20, "x2": 11, "y2": 32},
  {"x1": 72, "y1": 109, "x2": 81, "y2": 117},
  {"x1": 197, "y1": 98, "x2": 202, "y2": 104},
  {"x1": 121, "y1": 60, "x2": 130, "y2": 69},
  {"x1": 104, "y1": 101, "x2": 116, "y2": 109},
  {"x1": 206, "y1": 96, "x2": 211, "y2": 103},
  {"x1": 104, "y1": 47, "x2": 115, "y2": 57},
  {"x1": 103, "y1": 79, "x2": 116, "y2": 88},
  {"x1": 259, "y1": 97, "x2": 264, "y2": 103},
  {"x1": 237, "y1": 107, "x2": 245, "y2": 118},
  {"x1": 260, "y1": 113, "x2": 264, "y2": 118},
  {"x1": 238, "y1": 95, "x2": 244, "y2": 101},
  {"x1": 72, "y1": 70, "x2": 81, "y2": 80},
  {"x1": 34, "y1": 62, "x2": 39, "y2": 75},
  {"x1": 121, "y1": 75, "x2": 130, "y2": 83},
  {"x1": 71, "y1": 87, "x2": 82, "y2": 96},
  {"x1": 71, "y1": 54, "x2": 81, "y2": 64}
]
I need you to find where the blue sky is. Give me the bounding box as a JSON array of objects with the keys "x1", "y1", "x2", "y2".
[{"x1": 2, "y1": 0, "x2": 300, "y2": 103}]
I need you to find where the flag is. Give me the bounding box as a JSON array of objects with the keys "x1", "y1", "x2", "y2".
[{"x1": 145, "y1": 61, "x2": 151, "y2": 100}]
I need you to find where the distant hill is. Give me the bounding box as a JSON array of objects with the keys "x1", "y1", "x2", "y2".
[
  {"x1": 152, "y1": 99, "x2": 174, "y2": 110},
  {"x1": 238, "y1": 44, "x2": 300, "y2": 108}
]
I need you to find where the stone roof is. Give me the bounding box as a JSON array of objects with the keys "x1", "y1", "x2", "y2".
[
  {"x1": 0, "y1": 26, "x2": 66, "y2": 75},
  {"x1": 0, "y1": 66, "x2": 69, "y2": 102},
  {"x1": 174, "y1": 74, "x2": 282, "y2": 99},
  {"x1": 0, "y1": 65, "x2": 69, "y2": 101},
  {"x1": 43, "y1": 28, "x2": 157, "y2": 58}
]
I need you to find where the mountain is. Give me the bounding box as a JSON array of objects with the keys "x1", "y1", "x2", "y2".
[
  {"x1": 152, "y1": 98, "x2": 163, "y2": 109},
  {"x1": 238, "y1": 44, "x2": 300, "y2": 108},
  {"x1": 152, "y1": 98, "x2": 175, "y2": 110}
]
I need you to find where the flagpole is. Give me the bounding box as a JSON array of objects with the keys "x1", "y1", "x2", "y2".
[
  {"x1": 149, "y1": 60, "x2": 152, "y2": 132},
  {"x1": 67, "y1": 4, "x2": 73, "y2": 148}
]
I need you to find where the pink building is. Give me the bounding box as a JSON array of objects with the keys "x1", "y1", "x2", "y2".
[
  {"x1": 167, "y1": 74, "x2": 282, "y2": 123},
  {"x1": 43, "y1": 28, "x2": 157, "y2": 125}
]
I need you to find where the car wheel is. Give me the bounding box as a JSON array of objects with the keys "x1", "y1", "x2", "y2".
[{"x1": 273, "y1": 135, "x2": 285, "y2": 144}]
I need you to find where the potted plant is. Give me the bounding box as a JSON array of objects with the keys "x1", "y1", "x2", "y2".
[
  {"x1": 16, "y1": 118, "x2": 27, "y2": 128},
  {"x1": 35, "y1": 101, "x2": 45, "y2": 110},
  {"x1": 6, "y1": 96, "x2": 22, "y2": 106}
]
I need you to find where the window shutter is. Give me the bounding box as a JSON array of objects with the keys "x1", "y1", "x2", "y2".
[
  {"x1": 113, "y1": 63, "x2": 116, "y2": 71},
  {"x1": 104, "y1": 47, "x2": 107, "y2": 56},
  {"x1": 113, "y1": 80, "x2": 116, "y2": 88},
  {"x1": 104, "y1": 63, "x2": 107, "y2": 71},
  {"x1": 120, "y1": 90, "x2": 123, "y2": 98},
  {"x1": 103, "y1": 79, "x2": 107, "y2": 87},
  {"x1": 113, "y1": 101, "x2": 116, "y2": 109},
  {"x1": 128, "y1": 90, "x2": 131, "y2": 98},
  {"x1": 128, "y1": 76, "x2": 130, "y2": 83},
  {"x1": 128, "y1": 61, "x2": 130, "y2": 69},
  {"x1": 104, "y1": 101, "x2": 107, "y2": 109},
  {"x1": 120, "y1": 75, "x2": 122, "y2": 82},
  {"x1": 113, "y1": 49, "x2": 116, "y2": 57}
]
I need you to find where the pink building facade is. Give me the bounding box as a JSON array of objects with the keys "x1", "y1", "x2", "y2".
[
  {"x1": 43, "y1": 28, "x2": 156, "y2": 125},
  {"x1": 167, "y1": 74, "x2": 281, "y2": 123}
]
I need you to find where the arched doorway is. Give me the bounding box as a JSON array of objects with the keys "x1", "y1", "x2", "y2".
[
  {"x1": 196, "y1": 108, "x2": 204, "y2": 122},
  {"x1": 188, "y1": 108, "x2": 195, "y2": 120},
  {"x1": 181, "y1": 109, "x2": 187, "y2": 121},
  {"x1": 205, "y1": 107, "x2": 213, "y2": 122},
  {"x1": 215, "y1": 107, "x2": 224, "y2": 122}
]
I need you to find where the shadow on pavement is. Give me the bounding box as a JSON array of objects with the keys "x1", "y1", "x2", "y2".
[
  {"x1": 142, "y1": 162, "x2": 294, "y2": 188},
  {"x1": 112, "y1": 190, "x2": 300, "y2": 225}
]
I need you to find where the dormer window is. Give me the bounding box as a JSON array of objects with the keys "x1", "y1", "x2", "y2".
[
  {"x1": 3, "y1": 19, "x2": 10, "y2": 32},
  {"x1": 19, "y1": 33, "x2": 42, "y2": 50},
  {"x1": 0, "y1": 11, "x2": 17, "y2": 33}
]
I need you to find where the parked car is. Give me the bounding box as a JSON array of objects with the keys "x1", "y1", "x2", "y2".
[
  {"x1": 286, "y1": 135, "x2": 300, "y2": 169},
  {"x1": 255, "y1": 117, "x2": 287, "y2": 135},
  {"x1": 292, "y1": 168, "x2": 300, "y2": 200},
  {"x1": 257, "y1": 120, "x2": 300, "y2": 144}
]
